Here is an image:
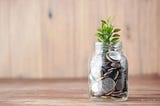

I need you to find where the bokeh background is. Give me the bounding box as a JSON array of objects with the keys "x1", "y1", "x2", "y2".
[{"x1": 0, "y1": 0, "x2": 160, "y2": 78}]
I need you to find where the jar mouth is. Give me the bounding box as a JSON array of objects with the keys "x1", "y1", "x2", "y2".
[
  {"x1": 95, "y1": 42, "x2": 109, "y2": 47},
  {"x1": 95, "y1": 41, "x2": 122, "y2": 52},
  {"x1": 95, "y1": 41, "x2": 122, "y2": 47}
]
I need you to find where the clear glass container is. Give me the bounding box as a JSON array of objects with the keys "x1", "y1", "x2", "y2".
[{"x1": 89, "y1": 42, "x2": 128, "y2": 101}]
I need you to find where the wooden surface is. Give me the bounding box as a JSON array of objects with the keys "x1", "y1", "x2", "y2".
[
  {"x1": 0, "y1": 75, "x2": 159, "y2": 106},
  {"x1": 0, "y1": 0, "x2": 160, "y2": 78}
]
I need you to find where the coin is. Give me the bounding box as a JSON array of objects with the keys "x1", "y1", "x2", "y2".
[
  {"x1": 108, "y1": 67, "x2": 116, "y2": 72},
  {"x1": 111, "y1": 62, "x2": 121, "y2": 68},
  {"x1": 106, "y1": 51, "x2": 121, "y2": 62},
  {"x1": 104, "y1": 70, "x2": 113, "y2": 77},
  {"x1": 105, "y1": 90, "x2": 114, "y2": 96},
  {"x1": 114, "y1": 71, "x2": 119, "y2": 80},
  {"x1": 107, "y1": 69, "x2": 119, "y2": 81},
  {"x1": 102, "y1": 78, "x2": 116, "y2": 94},
  {"x1": 115, "y1": 79, "x2": 124, "y2": 91},
  {"x1": 111, "y1": 91, "x2": 122, "y2": 96}
]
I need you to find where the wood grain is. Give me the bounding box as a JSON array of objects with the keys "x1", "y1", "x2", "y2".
[
  {"x1": 0, "y1": 0, "x2": 10, "y2": 77},
  {"x1": 0, "y1": 0, "x2": 160, "y2": 78},
  {"x1": 7, "y1": 0, "x2": 42, "y2": 78},
  {"x1": 0, "y1": 75, "x2": 159, "y2": 105},
  {"x1": 124, "y1": 0, "x2": 141, "y2": 75}
]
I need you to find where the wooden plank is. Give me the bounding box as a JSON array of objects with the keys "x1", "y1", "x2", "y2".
[
  {"x1": 138, "y1": 0, "x2": 159, "y2": 75},
  {"x1": 0, "y1": 0, "x2": 10, "y2": 77},
  {"x1": 74, "y1": 0, "x2": 99, "y2": 77},
  {"x1": 147, "y1": 0, "x2": 159, "y2": 75},
  {"x1": 123, "y1": 0, "x2": 141, "y2": 75},
  {"x1": 0, "y1": 75, "x2": 159, "y2": 105},
  {"x1": 157, "y1": 0, "x2": 160, "y2": 76},
  {"x1": 9, "y1": 0, "x2": 42, "y2": 78},
  {"x1": 74, "y1": 0, "x2": 86, "y2": 77},
  {"x1": 40, "y1": 0, "x2": 76, "y2": 78}
]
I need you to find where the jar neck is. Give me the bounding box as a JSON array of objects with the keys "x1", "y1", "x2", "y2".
[
  {"x1": 110, "y1": 42, "x2": 122, "y2": 52},
  {"x1": 95, "y1": 42, "x2": 122, "y2": 54}
]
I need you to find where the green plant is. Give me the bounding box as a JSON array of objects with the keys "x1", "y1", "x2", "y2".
[{"x1": 96, "y1": 17, "x2": 121, "y2": 44}]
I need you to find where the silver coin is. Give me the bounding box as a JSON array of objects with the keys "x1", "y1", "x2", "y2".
[
  {"x1": 115, "y1": 79, "x2": 124, "y2": 91},
  {"x1": 102, "y1": 78, "x2": 116, "y2": 94},
  {"x1": 105, "y1": 90, "x2": 114, "y2": 96},
  {"x1": 108, "y1": 67, "x2": 116, "y2": 72},
  {"x1": 111, "y1": 91, "x2": 122, "y2": 96},
  {"x1": 106, "y1": 51, "x2": 121, "y2": 62},
  {"x1": 106, "y1": 54, "x2": 114, "y2": 62},
  {"x1": 104, "y1": 70, "x2": 113, "y2": 77},
  {"x1": 114, "y1": 71, "x2": 119, "y2": 80},
  {"x1": 111, "y1": 62, "x2": 121, "y2": 68}
]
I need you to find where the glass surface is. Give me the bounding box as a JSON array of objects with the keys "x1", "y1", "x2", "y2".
[{"x1": 89, "y1": 42, "x2": 128, "y2": 101}]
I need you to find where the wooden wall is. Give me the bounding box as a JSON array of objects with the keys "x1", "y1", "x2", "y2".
[{"x1": 0, "y1": 0, "x2": 160, "y2": 78}]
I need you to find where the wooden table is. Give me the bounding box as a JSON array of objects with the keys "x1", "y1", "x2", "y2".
[{"x1": 0, "y1": 75, "x2": 159, "y2": 106}]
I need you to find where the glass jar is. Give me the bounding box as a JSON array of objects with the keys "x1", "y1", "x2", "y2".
[{"x1": 89, "y1": 42, "x2": 128, "y2": 101}]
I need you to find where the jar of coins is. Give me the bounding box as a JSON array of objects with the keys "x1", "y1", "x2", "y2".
[{"x1": 89, "y1": 42, "x2": 128, "y2": 101}]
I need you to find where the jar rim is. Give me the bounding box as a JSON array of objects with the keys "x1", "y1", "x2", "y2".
[{"x1": 95, "y1": 41, "x2": 122, "y2": 47}]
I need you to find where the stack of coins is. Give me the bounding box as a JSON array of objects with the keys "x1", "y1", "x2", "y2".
[{"x1": 90, "y1": 51, "x2": 127, "y2": 98}]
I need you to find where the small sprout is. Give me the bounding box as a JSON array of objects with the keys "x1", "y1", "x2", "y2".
[{"x1": 95, "y1": 17, "x2": 121, "y2": 44}]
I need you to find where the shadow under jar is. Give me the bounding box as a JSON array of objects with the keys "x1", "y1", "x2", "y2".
[{"x1": 89, "y1": 42, "x2": 128, "y2": 101}]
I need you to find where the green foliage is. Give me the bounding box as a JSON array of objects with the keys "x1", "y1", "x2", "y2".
[{"x1": 96, "y1": 17, "x2": 121, "y2": 44}]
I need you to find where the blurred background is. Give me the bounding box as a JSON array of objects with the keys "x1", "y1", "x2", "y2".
[{"x1": 0, "y1": 0, "x2": 159, "y2": 78}]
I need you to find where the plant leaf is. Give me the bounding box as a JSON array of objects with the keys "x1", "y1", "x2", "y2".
[
  {"x1": 96, "y1": 33, "x2": 102, "y2": 37},
  {"x1": 112, "y1": 34, "x2": 120, "y2": 37},
  {"x1": 102, "y1": 26, "x2": 107, "y2": 33},
  {"x1": 104, "y1": 37, "x2": 109, "y2": 43},
  {"x1": 97, "y1": 38, "x2": 102, "y2": 42},
  {"x1": 108, "y1": 26, "x2": 113, "y2": 34},
  {"x1": 97, "y1": 36, "x2": 104, "y2": 42},
  {"x1": 113, "y1": 28, "x2": 121, "y2": 33},
  {"x1": 101, "y1": 20, "x2": 106, "y2": 24},
  {"x1": 97, "y1": 28, "x2": 103, "y2": 33},
  {"x1": 111, "y1": 38, "x2": 119, "y2": 42}
]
